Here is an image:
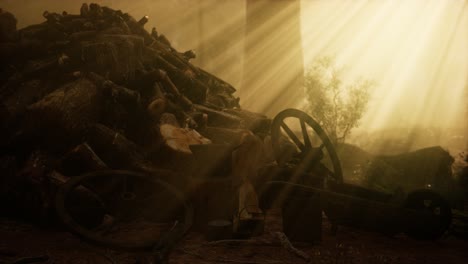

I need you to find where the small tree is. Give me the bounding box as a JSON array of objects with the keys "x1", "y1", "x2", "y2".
[{"x1": 304, "y1": 56, "x2": 373, "y2": 144}]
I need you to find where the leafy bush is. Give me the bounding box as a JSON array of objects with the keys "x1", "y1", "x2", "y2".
[{"x1": 303, "y1": 56, "x2": 373, "y2": 144}]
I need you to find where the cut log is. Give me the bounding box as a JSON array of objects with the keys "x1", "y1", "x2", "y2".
[
  {"x1": 26, "y1": 77, "x2": 102, "y2": 127},
  {"x1": 198, "y1": 126, "x2": 248, "y2": 145},
  {"x1": 21, "y1": 77, "x2": 103, "y2": 151},
  {"x1": 0, "y1": 4, "x2": 260, "y2": 228},
  {"x1": 3, "y1": 79, "x2": 48, "y2": 116},
  {"x1": 80, "y1": 34, "x2": 145, "y2": 83},
  {"x1": 85, "y1": 123, "x2": 146, "y2": 170},
  {"x1": 69, "y1": 30, "x2": 98, "y2": 41},
  {"x1": 138, "y1": 69, "x2": 194, "y2": 110},
  {"x1": 160, "y1": 112, "x2": 181, "y2": 127},
  {"x1": 143, "y1": 49, "x2": 208, "y2": 103},
  {"x1": 124, "y1": 15, "x2": 154, "y2": 45},
  {"x1": 160, "y1": 124, "x2": 211, "y2": 155},
  {"x1": 224, "y1": 108, "x2": 271, "y2": 134},
  {"x1": 87, "y1": 72, "x2": 141, "y2": 106},
  {"x1": 59, "y1": 142, "x2": 108, "y2": 176},
  {"x1": 150, "y1": 40, "x2": 200, "y2": 75},
  {"x1": 194, "y1": 104, "x2": 242, "y2": 128},
  {"x1": 199, "y1": 69, "x2": 236, "y2": 95},
  {"x1": 147, "y1": 98, "x2": 166, "y2": 120},
  {"x1": 87, "y1": 72, "x2": 147, "y2": 138}
]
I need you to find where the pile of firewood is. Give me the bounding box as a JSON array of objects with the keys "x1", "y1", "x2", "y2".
[{"x1": 0, "y1": 3, "x2": 271, "y2": 220}]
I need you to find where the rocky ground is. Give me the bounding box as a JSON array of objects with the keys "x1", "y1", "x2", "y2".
[{"x1": 1, "y1": 209, "x2": 467, "y2": 264}]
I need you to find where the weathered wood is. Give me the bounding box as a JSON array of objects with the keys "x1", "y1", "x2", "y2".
[
  {"x1": 199, "y1": 68, "x2": 236, "y2": 94},
  {"x1": 160, "y1": 124, "x2": 211, "y2": 155},
  {"x1": 3, "y1": 79, "x2": 48, "y2": 116},
  {"x1": 69, "y1": 30, "x2": 98, "y2": 41},
  {"x1": 224, "y1": 108, "x2": 271, "y2": 134},
  {"x1": 80, "y1": 34, "x2": 145, "y2": 83},
  {"x1": 59, "y1": 142, "x2": 108, "y2": 176},
  {"x1": 17, "y1": 78, "x2": 103, "y2": 151},
  {"x1": 150, "y1": 40, "x2": 200, "y2": 75},
  {"x1": 147, "y1": 98, "x2": 166, "y2": 120},
  {"x1": 124, "y1": 15, "x2": 154, "y2": 45},
  {"x1": 194, "y1": 104, "x2": 243, "y2": 128},
  {"x1": 27, "y1": 77, "x2": 102, "y2": 130},
  {"x1": 144, "y1": 49, "x2": 208, "y2": 103},
  {"x1": 0, "y1": 5, "x2": 274, "y2": 237},
  {"x1": 85, "y1": 123, "x2": 156, "y2": 173},
  {"x1": 138, "y1": 15, "x2": 149, "y2": 26},
  {"x1": 197, "y1": 126, "x2": 247, "y2": 145},
  {"x1": 160, "y1": 113, "x2": 180, "y2": 127},
  {"x1": 158, "y1": 69, "x2": 193, "y2": 109}
]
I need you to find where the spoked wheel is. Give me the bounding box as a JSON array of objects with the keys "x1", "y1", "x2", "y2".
[
  {"x1": 55, "y1": 170, "x2": 193, "y2": 250},
  {"x1": 404, "y1": 189, "x2": 452, "y2": 240},
  {"x1": 271, "y1": 108, "x2": 343, "y2": 184}
]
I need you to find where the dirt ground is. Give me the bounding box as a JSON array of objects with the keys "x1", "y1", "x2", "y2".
[{"x1": 1, "y1": 209, "x2": 467, "y2": 264}]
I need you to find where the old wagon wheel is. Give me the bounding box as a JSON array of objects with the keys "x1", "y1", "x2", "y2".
[
  {"x1": 271, "y1": 108, "x2": 343, "y2": 183},
  {"x1": 55, "y1": 170, "x2": 193, "y2": 250},
  {"x1": 404, "y1": 189, "x2": 452, "y2": 240}
]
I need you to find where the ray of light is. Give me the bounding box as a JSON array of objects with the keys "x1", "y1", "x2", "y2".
[{"x1": 301, "y1": 0, "x2": 467, "y2": 143}]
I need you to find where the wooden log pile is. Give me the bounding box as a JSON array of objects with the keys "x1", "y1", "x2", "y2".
[{"x1": 0, "y1": 4, "x2": 271, "y2": 221}]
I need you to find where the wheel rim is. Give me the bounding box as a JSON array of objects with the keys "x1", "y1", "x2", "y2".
[
  {"x1": 55, "y1": 170, "x2": 193, "y2": 249},
  {"x1": 271, "y1": 108, "x2": 343, "y2": 183}
]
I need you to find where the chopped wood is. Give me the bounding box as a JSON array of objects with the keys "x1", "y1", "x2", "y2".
[
  {"x1": 0, "y1": 4, "x2": 273, "y2": 236},
  {"x1": 160, "y1": 124, "x2": 211, "y2": 154},
  {"x1": 59, "y1": 142, "x2": 108, "y2": 176},
  {"x1": 194, "y1": 104, "x2": 243, "y2": 128}
]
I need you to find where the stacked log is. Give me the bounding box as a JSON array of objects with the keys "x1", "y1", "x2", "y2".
[{"x1": 0, "y1": 4, "x2": 271, "y2": 221}]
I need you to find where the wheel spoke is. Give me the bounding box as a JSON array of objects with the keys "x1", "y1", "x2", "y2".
[
  {"x1": 281, "y1": 121, "x2": 305, "y2": 152},
  {"x1": 271, "y1": 109, "x2": 343, "y2": 183},
  {"x1": 300, "y1": 119, "x2": 312, "y2": 149}
]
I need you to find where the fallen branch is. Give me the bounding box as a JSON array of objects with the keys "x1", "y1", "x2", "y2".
[{"x1": 275, "y1": 232, "x2": 311, "y2": 263}]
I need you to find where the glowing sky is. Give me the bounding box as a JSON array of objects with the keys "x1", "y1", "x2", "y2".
[{"x1": 301, "y1": 0, "x2": 468, "y2": 131}]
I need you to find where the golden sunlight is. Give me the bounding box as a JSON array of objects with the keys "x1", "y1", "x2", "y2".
[
  {"x1": 3, "y1": 0, "x2": 465, "y2": 150},
  {"x1": 301, "y1": 0, "x2": 467, "y2": 135}
]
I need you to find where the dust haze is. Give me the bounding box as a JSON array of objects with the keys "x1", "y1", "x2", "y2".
[{"x1": 2, "y1": 0, "x2": 466, "y2": 154}]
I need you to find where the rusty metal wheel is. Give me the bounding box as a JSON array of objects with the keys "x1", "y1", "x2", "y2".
[
  {"x1": 271, "y1": 108, "x2": 343, "y2": 184},
  {"x1": 55, "y1": 170, "x2": 193, "y2": 250}
]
